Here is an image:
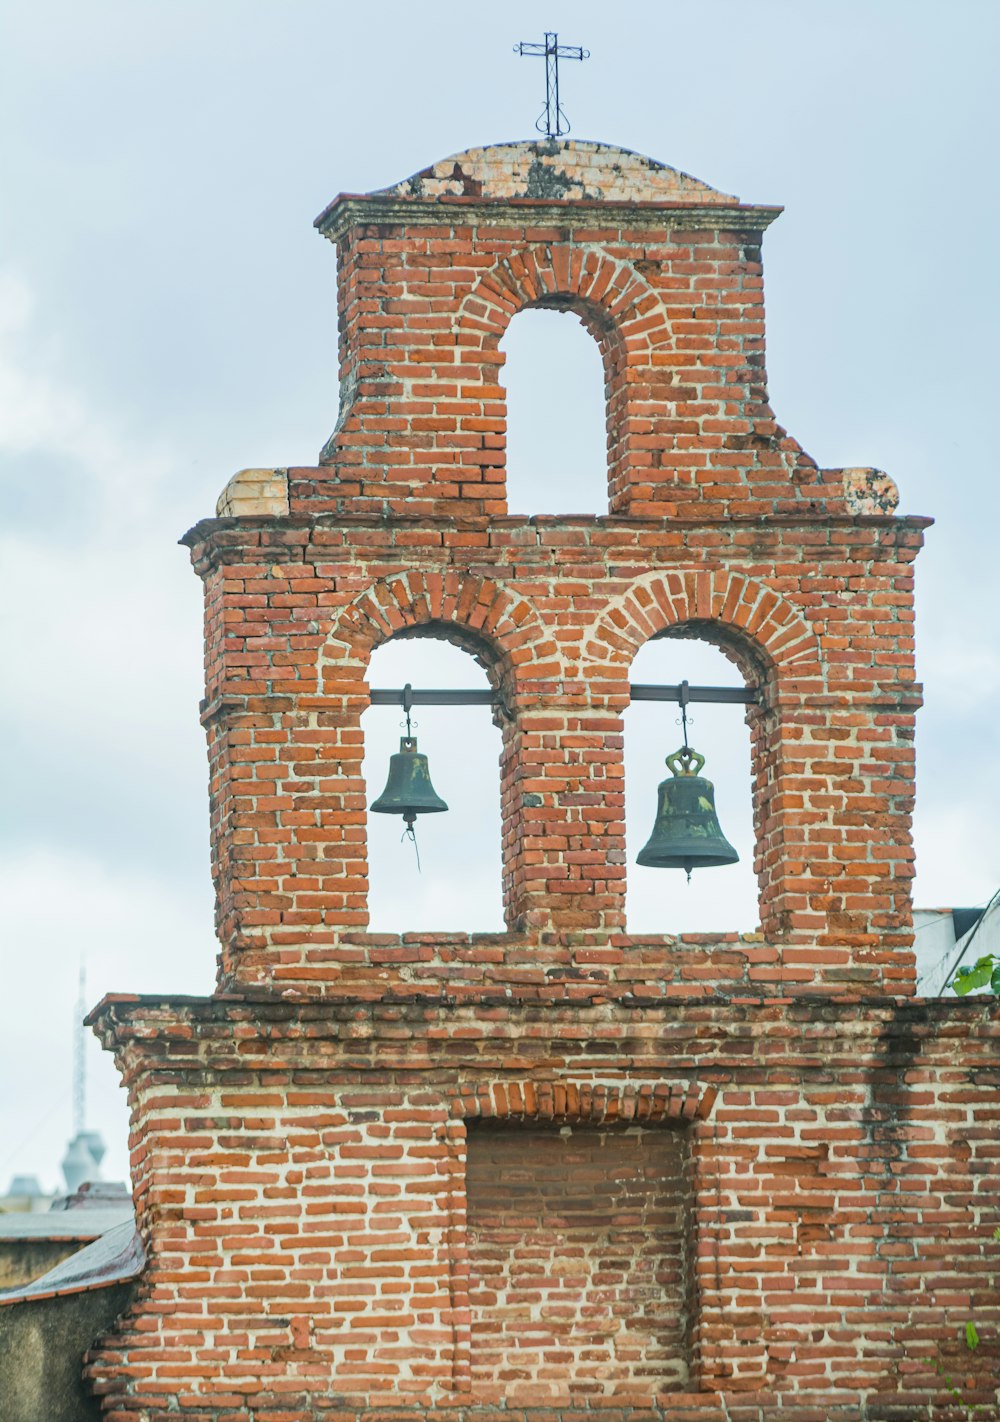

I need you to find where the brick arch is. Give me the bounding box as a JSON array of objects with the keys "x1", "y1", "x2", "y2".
[
  {"x1": 584, "y1": 569, "x2": 824, "y2": 698},
  {"x1": 457, "y1": 243, "x2": 669, "y2": 354},
  {"x1": 320, "y1": 568, "x2": 552, "y2": 688},
  {"x1": 586, "y1": 569, "x2": 825, "y2": 943},
  {"x1": 317, "y1": 571, "x2": 559, "y2": 936},
  {"x1": 452, "y1": 1078, "x2": 718, "y2": 1125},
  {"x1": 457, "y1": 246, "x2": 672, "y2": 516}
]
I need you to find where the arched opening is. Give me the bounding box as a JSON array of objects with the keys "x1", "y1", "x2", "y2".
[
  {"x1": 500, "y1": 306, "x2": 610, "y2": 516},
  {"x1": 362, "y1": 632, "x2": 503, "y2": 932},
  {"x1": 625, "y1": 634, "x2": 759, "y2": 934}
]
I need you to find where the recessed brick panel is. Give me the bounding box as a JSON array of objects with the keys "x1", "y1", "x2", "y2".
[{"x1": 466, "y1": 1122, "x2": 691, "y2": 1398}]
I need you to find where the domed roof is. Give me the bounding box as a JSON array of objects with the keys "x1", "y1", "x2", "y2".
[{"x1": 372, "y1": 139, "x2": 739, "y2": 206}]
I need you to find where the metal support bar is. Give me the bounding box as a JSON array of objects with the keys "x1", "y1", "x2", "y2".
[
  {"x1": 370, "y1": 688, "x2": 495, "y2": 707},
  {"x1": 370, "y1": 682, "x2": 758, "y2": 707},
  {"x1": 630, "y1": 682, "x2": 757, "y2": 705}
]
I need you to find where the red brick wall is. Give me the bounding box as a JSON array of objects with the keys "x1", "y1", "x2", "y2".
[
  {"x1": 466, "y1": 1122, "x2": 692, "y2": 1399},
  {"x1": 87, "y1": 997, "x2": 1000, "y2": 1419},
  {"x1": 182, "y1": 145, "x2": 923, "y2": 976},
  {"x1": 188, "y1": 523, "x2": 923, "y2": 983},
  {"x1": 306, "y1": 219, "x2": 835, "y2": 521},
  {"x1": 88, "y1": 142, "x2": 994, "y2": 1422}
]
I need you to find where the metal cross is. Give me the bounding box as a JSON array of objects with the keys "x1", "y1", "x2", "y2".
[{"x1": 514, "y1": 31, "x2": 590, "y2": 139}]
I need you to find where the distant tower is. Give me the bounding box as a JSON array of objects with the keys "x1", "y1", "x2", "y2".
[
  {"x1": 60, "y1": 961, "x2": 106, "y2": 1193},
  {"x1": 73, "y1": 961, "x2": 86, "y2": 1137}
]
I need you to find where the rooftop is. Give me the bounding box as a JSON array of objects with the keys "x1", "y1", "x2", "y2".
[
  {"x1": 0, "y1": 1220, "x2": 143, "y2": 1304},
  {"x1": 0, "y1": 1208, "x2": 132, "y2": 1243}
]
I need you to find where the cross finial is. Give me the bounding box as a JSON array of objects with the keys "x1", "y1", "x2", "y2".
[{"x1": 514, "y1": 31, "x2": 590, "y2": 140}]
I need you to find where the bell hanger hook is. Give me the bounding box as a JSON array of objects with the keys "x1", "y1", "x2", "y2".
[
  {"x1": 676, "y1": 678, "x2": 694, "y2": 751},
  {"x1": 673, "y1": 680, "x2": 700, "y2": 787}
]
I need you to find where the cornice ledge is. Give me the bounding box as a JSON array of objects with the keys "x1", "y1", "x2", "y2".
[
  {"x1": 181, "y1": 511, "x2": 935, "y2": 548},
  {"x1": 315, "y1": 194, "x2": 783, "y2": 244}
]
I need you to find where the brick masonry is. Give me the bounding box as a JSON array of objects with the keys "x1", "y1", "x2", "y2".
[
  {"x1": 86, "y1": 141, "x2": 999, "y2": 1419},
  {"x1": 466, "y1": 1122, "x2": 692, "y2": 1396}
]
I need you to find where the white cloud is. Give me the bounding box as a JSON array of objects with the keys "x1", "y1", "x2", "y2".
[{"x1": 0, "y1": 267, "x2": 178, "y2": 519}]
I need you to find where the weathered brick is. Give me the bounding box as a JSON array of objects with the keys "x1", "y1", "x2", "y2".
[{"x1": 87, "y1": 140, "x2": 998, "y2": 1422}]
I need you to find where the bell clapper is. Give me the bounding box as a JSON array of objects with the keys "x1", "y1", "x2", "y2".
[
  {"x1": 402, "y1": 812, "x2": 422, "y2": 873},
  {"x1": 678, "y1": 685, "x2": 698, "y2": 879}
]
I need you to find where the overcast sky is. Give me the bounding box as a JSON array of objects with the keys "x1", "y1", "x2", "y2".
[{"x1": 1, "y1": 0, "x2": 997, "y2": 1195}]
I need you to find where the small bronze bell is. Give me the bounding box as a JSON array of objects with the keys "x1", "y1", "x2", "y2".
[
  {"x1": 370, "y1": 736, "x2": 448, "y2": 827},
  {"x1": 636, "y1": 744, "x2": 738, "y2": 880}
]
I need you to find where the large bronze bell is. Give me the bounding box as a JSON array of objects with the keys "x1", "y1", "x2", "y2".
[
  {"x1": 636, "y1": 745, "x2": 738, "y2": 880},
  {"x1": 370, "y1": 736, "x2": 448, "y2": 826}
]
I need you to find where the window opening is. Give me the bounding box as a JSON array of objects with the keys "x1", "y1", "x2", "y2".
[
  {"x1": 500, "y1": 307, "x2": 608, "y2": 516},
  {"x1": 626, "y1": 637, "x2": 758, "y2": 933},
  {"x1": 363, "y1": 636, "x2": 503, "y2": 932}
]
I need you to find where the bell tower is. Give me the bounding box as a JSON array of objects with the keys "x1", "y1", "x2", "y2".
[{"x1": 88, "y1": 140, "x2": 1000, "y2": 1419}]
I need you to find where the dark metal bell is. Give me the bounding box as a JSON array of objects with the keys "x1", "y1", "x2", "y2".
[
  {"x1": 636, "y1": 745, "x2": 738, "y2": 878},
  {"x1": 370, "y1": 736, "x2": 448, "y2": 825}
]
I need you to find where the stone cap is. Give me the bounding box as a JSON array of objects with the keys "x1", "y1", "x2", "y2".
[
  {"x1": 314, "y1": 140, "x2": 775, "y2": 242},
  {"x1": 371, "y1": 140, "x2": 740, "y2": 205},
  {"x1": 215, "y1": 467, "x2": 289, "y2": 518}
]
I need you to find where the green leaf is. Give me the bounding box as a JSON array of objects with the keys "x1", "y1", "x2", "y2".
[
  {"x1": 966, "y1": 1321, "x2": 980, "y2": 1351},
  {"x1": 952, "y1": 960, "x2": 996, "y2": 995}
]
